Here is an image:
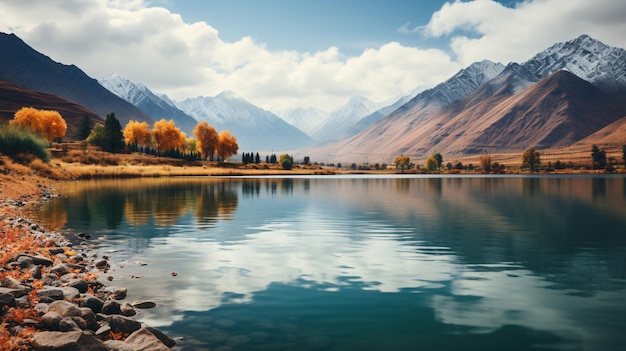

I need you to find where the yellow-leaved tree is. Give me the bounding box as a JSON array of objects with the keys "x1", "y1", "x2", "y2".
[
  {"x1": 11, "y1": 107, "x2": 67, "y2": 142},
  {"x1": 123, "y1": 120, "x2": 152, "y2": 152},
  {"x1": 217, "y1": 130, "x2": 238, "y2": 162},
  {"x1": 152, "y1": 119, "x2": 184, "y2": 155},
  {"x1": 192, "y1": 122, "x2": 219, "y2": 161}
]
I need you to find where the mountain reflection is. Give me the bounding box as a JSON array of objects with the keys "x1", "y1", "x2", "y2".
[{"x1": 37, "y1": 176, "x2": 626, "y2": 350}]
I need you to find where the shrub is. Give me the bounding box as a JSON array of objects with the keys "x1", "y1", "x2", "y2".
[
  {"x1": 0, "y1": 124, "x2": 50, "y2": 162},
  {"x1": 279, "y1": 153, "x2": 293, "y2": 170}
]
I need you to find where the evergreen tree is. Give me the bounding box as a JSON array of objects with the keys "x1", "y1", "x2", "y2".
[
  {"x1": 77, "y1": 115, "x2": 93, "y2": 140},
  {"x1": 103, "y1": 113, "x2": 125, "y2": 153},
  {"x1": 255, "y1": 152, "x2": 260, "y2": 164},
  {"x1": 591, "y1": 145, "x2": 607, "y2": 169}
]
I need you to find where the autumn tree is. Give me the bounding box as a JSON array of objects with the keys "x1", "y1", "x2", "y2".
[
  {"x1": 152, "y1": 119, "x2": 184, "y2": 155},
  {"x1": 217, "y1": 130, "x2": 239, "y2": 161},
  {"x1": 192, "y1": 122, "x2": 219, "y2": 160},
  {"x1": 425, "y1": 156, "x2": 438, "y2": 172},
  {"x1": 123, "y1": 120, "x2": 152, "y2": 152},
  {"x1": 521, "y1": 147, "x2": 541, "y2": 172},
  {"x1": 11, "y1": 107, "x2": 67, "y2": 142},
  {"x1": 393, "y1": 155, "x2": 410, "y2": 173}
]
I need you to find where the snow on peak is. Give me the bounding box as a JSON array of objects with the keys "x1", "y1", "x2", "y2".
[{"x1": 523, "y1": 34, "x2": 626, "y2": 88}]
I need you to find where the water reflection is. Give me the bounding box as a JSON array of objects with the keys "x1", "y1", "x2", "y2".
[{"x1": 37, "y1": 176, "x2": 626, "y2": 350}]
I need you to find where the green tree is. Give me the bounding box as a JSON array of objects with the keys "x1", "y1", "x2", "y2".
[
  {"x1": 480, "y1": 154, "x2": 492, "y2": 174},
  {"x1": 591, "y1": 145, "x2": 607, "y2": 170},
  {"x1": 279, "y1": 153, "x2": 293, "y2": 170},
  {"x1": 103, "y1": 113, "x2": 125, "y2": 152},
  {"x1": 521, "y1": 147, "x2": 541, "y2": 172},
  {"x1": 425, "y1": 156, "x2": 438, "y2": 172},
  {"x1": 433, "y1": 153, "x2": 443, "y2": 170},
  {"x1": 77, "y1": 115, "x2": 93, "y2": 140},
  {"x1": 86, "y1": 125, "x2": 106, "y2": 147}
]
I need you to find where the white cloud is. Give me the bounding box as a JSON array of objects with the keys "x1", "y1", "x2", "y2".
[
  {"x1": 421, "y1": 0, "x2": 626, "y2": 66},
  {"x1": 0, "y1": 0, "x2": 459, "y2": 113},
  {"x1": 0, "y1": 0, "x2": 624, "y2": 114}
]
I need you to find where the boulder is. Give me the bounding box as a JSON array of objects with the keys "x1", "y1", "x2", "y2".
[
  {"x1": 132, "y1": 300, "x2": 156, "y2": 309},
  {"x1": 80, "y1": 294, "x2": 104, "y2": 313},
  {"x1": 59, "y1": 286, "x2": 80, "y2": 301},
  {"x1": 104, "y1": 314, "x2": 142, "y2": 334},
  {"x1": 101, "y1": 300, "x2": 121, "y2": 315},
  {"x1": 46, "y1": 300, "x2": 82, "y2": 317},
  {"x1": 67, "y1": 279, "x2": 89, "y2": 293},
  {"x1": 103, "y1": 340, "x2": 135, "y2": 351},
  {"x1": 120, "y1": 302, "x2": 136, "y2": 317},
  {"x1": 37, "y1": 287, "x2": 65, "y2": 303},
  {"x1": 124, "y1": 327, "x2": 170, "y2": 351},
  {"x1": 32, "y1": 330, "x2": 107, "y2": 351},
  {"x1": 0, "y1": 292, "x2": 16, "y2": 308},
  {"x1": 145, "y1": 325, "x2": 176, "y2": 348},
  {"x1": 41, "y1": 311, "x2": 63, "y2": 330}
]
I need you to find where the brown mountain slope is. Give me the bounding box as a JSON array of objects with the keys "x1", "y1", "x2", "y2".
[
  {"x1": 324, "y1": 71, "x2": 626, "y2": 162},
  {"x1": 0, "y1": 33, "x2": 154, "y2": 127},
  {"x1": 577, "y1": 116, "x2": 626, "y2": 145},
  {"x1": 0, "y1": 81, "x2": 102, "y2": 140}
]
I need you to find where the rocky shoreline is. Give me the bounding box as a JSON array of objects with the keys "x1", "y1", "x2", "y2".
[{"x1": 0, "y1": 180, "x2": 175, "y2": 350}]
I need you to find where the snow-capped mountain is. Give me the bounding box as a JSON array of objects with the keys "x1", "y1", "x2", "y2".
[
  {"x1": 523, "y1": 34, "x2": 626, "y2": 91},
  {"x1": 310, "y1": 95, "x2": 385, "y2": 142},
  {"x1": 176, "y1": 92, "x2": 314, "y2": 151},
  {"x1": 280, "y1": 107, "x2": 330, "y2": 136},
  {"x1": 99, "y1": 73, "x2": 198, "y2": 134}
]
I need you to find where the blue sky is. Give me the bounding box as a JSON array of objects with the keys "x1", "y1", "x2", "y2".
[
  {"x1": 157, "y1": 0, "x2": 456, "y2": 55},
  {"x1": 1, "y1": 0, "x2": 624, "y2": 113}
]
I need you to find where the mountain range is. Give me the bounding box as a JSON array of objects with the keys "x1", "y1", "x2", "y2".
[
  {"x1": 312, "y1": 34, "x2": 626, "y2": 162},
  {"x1": 0, "y1": 31, "x2": 625, "y2": 161}
]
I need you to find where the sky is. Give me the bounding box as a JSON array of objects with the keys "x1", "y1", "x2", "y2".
[{"x1": 1, "y1": 0, "x2": 625, "y2": 115}]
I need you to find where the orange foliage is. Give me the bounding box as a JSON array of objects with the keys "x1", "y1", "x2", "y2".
[
  {"x1": 11, "y1": 107, "x2": 67, "y2": 142},
  {"x1": 123, "y1": 120, "x2": 152, "y2": 150},
  {"x1": 217, "y1": 130, "x2": 239, "y2": 161},
  {"x1": 152, "y1": 119, "x2": 184, "y2": 153},
  {"x1": 192, "y1": 122, "x2": 218, "y2": 160}
]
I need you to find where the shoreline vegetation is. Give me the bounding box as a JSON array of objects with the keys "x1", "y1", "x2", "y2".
[{"x1": 1, "y1": 146, "x2": 625, "y2": 350}]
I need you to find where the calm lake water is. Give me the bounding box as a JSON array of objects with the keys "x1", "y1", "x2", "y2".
[{"x1": 36, "y1": 175, "x2": 626, "y2": 351}]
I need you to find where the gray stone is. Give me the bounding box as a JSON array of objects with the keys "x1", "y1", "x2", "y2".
[
  {"x1": 16, "y1": 255, "x2": 34, "y2": 268},
  {"x1": 132, "y1": 300, "x2": 156, "y2": 309},
  {"x1": 68, "y1": 279, "x2": 89, "y2": 293},
  {"x1": 103, "y1": 340, "x2": 135, "y2": 351},
  {"x1": 145, "y1": 325, "x2": 176, "y2": 348},
  {"x1": 80, "y1": 307, "x2": 98, "y2": 330},
  {"x1": 104, "y1": 314, "x2": 142, "y2": 334},
  {"x1": 103, "y1": 287, "x2": 127, "y2": 300},
  {"x1": 59, "y1": 286, "x2": 80, "y2": 301},
  {"x1": 37, "y1": 287, "x2": 65, "y2": 302},
  {"x1": 101, "y1": 299, "x2": 121, "y2": 315},
  {"x1": 41, "y1": 311, "x2": 63, "y2": 330},
  {"x1": 95, "y1": 324, "x2": 111, "y2": 339},
  {"x1": 95, "y1": 259, "x2": 109, "y2": 269},
  {"x1": 19, "y1": 254, "x2": 53, "y2": 266},
  {"x1": 46, "y1": 300, "x2": 82, "y2": 317},
  {"x1": 80, "y1": 294, "x2": 104, "y2": 313},
  {"x1": 59, "y1": 316, "x2": 81, "y2": 331},
  {"x1": 124, "y1": 327, "x2": 170, "y2": 351},
  {"x1": 120, "y1": 302, "x2": 136, "y2": 317},
  {"x1": 32, "y1": 330, "x2": 107, "y2": 351},
  {"x1": 50, "y1": 263, "x2": 70, "y2": 276},
  {"x1": 0, "y1": 286, "x2": 27, "y2": 298},
  {"x1": 0, "y1": 292, "x2": 16, "y2": 308}
]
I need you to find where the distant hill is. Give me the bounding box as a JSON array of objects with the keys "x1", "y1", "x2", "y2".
[
  {"x1": 0, "y1": 32, "x2": 154, "y2": 127},
  {"x1": 176, "y1": 91, "x2": 315, "y2": 151},
  {"x1": 0, "y1": 81, "x2": 102, "y2": 140},
  {"x1": 99, "y1": 73, "x2": 198, "y2": 135},
  {"x1": 315, "y1": 35, "x2": 626, "y2": 162}
]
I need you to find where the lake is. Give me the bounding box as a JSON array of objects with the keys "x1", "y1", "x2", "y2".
[{"x1": 36, "y1": 175, "x2": 626, "y2": 350}]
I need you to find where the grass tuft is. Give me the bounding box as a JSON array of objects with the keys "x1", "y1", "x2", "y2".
[{"x1": 0, "y1": 124, "x2": 50, "y2": 162}]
